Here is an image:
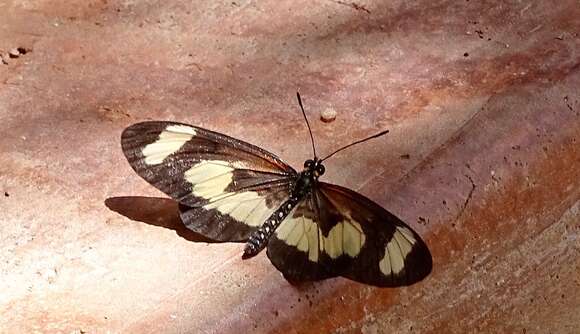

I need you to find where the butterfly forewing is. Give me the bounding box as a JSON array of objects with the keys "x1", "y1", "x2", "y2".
[
  {"x1": 268, "y1": 182, "x2": 432, "y2": 287},
  {"x1": 122, "y1": 121, "x2": 297, "y2": 241}
]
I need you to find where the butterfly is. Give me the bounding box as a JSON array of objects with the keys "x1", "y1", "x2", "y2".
[{"x1": 121, "y1": 93, "x2": 432, "y2": 287}]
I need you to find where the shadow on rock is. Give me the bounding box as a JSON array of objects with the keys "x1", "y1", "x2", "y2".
[{"x1": 105, "y1": 196, "x2": 218, "y2": 243}]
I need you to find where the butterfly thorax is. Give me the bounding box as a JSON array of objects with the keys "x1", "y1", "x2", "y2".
[
  {"x1": 295, "y1": 157, "x2": 326, "y2": 196},
  {"x1": 242, "y1": 159, "x2": 325, "y2": 259}
]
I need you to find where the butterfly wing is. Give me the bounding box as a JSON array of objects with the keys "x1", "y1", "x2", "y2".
[
  {"x1": 266, "y1": 195, "x2": 334, "y2": 281},
  {"x1": 177, "y1": 182, "x2": 292, "y2": 242},
  {"x1": 267, "y1": 182, "x2": 432, "y2": 287},
  {"x1": 121, "y1": 121, "x2": 297, "y2": 241}
]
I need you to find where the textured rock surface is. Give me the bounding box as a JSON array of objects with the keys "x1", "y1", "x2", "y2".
[{"x1": 0, "y1": 0, "x2": 578, "y2": 333}]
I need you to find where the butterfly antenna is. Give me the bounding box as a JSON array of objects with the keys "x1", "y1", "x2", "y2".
[
  {"x1": 297, "y1": 92, "x2": 317, "y2": 158},
  {"x1": 321, "y1": 129, "x2": 390, "y2": 162}
]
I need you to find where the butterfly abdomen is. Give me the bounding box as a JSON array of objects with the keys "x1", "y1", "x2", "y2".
[{"x1": 242, "y1": 196, "x2": 302, "y2": 259}]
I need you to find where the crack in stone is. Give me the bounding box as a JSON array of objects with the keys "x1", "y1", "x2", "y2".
[
  {"x1": 564, "y1": 96, "x2": 576, "y2": 114},
  {"x1": 455, "y1": 174, "x2": 476, "y2": 224},
  {"x1": 331, "y1": 0, "x2": 371, "y2": 14}
]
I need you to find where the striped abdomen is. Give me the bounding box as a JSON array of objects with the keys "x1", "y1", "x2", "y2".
[{"x1": 242, "y1": 196, "x2": 302, "y2": 259}]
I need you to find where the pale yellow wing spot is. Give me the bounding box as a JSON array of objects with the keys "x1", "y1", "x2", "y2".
[
  {"x1": 275, "y1": 214, "x2": 295, "y2": 240},
  {"x1": 185, "y1": 162, "x2": 232, "y2": 185},
  {"x1": 322, "y1": 222, "x2": 343, "y2": 259},
  {"x1": 203, "y1": 191, "x2": 257, "y2": 210},
  {"x1": 379, "y1": 247, "x2": 392, "y2": 275},
  {"x1": 320, "y1": 217, "x2": 365, "y2": 259},
  {"x1": 296, "y1": 221, "x2": 309, "y2": 253},
  {"x1": 165, "y1": 124, "x2": 197, "y2": 135},
  {"x1": 386, "y1": 237, "x2": 404, "y2": 274},
  {"x1": 191, "y1": 173, "x2": 232, "y2": 199},
  {"x1": 275, "y1": 208, "x2": 320, "y2": 262},
  {"x1": 393, "y1": 229, "x2": 413, "y2": 259},
  {"x1": 185, "y1": 160, "x2": 235, "y2": 199},
  {"x1": 237, "y1": 196, "x2": 262, "y2": 221},
  {"x1": 286, "y1": 219, "x2": 305, "y2": 246},
  {"x1": 305, "y1": 220, "x2": 319, "y2": 262},
  {"x1": 203, "y1": 191, "x2": 269, "y2": 227},
  {"x1": 396, "y1": 226, "x2": 417, "y2": 245},
  {"x1": 209, "y1": 197, "x2": 239, "y2": 215},
  {"x1": 241, "y1": 198, "x2": 271, "y2": 227},
  {"x1": 342, "y1": 216, "x2": 366, "y2": 257},
  {"x1": 379, "y1": 226, "x2": 418, "y2": 276},
  {"x1": 229, "y1": 197, "x2": 262, "y2": 223},
  {"x1": 142, "y1": 125, "x2": 196, "y2": 165},
  {"x1": 342, "y1": 221, "x2": 364, "y2": 257}
]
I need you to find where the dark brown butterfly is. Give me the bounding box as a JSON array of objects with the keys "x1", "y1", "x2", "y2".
[{"x1": 121, "y1": 93, "x2": 432, "y2": 287}]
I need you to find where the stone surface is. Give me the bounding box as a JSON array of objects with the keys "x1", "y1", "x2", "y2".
[{"x1": 0, "y1": 0, "x2": 579, "y2": 333}]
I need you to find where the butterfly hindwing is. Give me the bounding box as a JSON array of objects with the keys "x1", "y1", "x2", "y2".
[
  {"x1": 121, "y1": 121, "x2": 297, "y2": 241},
  {"x1": 179, "y1": 182, "x2": 291, "y2": 242},
  {"x1": 268, "y1": 182, "x2": 432, "y2": 287},
  {"x1": 317, "y1": 183, "x2": 432, "y2": 286},
  {"x1": 266, "y1": 195, "x2": 334, "y2": 281}
]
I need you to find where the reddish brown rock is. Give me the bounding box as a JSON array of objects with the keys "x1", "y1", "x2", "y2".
[{"x1": 0, "y1": 0, "x2": 578, "y2": 333}]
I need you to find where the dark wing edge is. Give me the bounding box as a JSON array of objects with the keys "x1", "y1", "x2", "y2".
[{"x1": 316, "y1": 182, "x2": 432, "y2": 287}]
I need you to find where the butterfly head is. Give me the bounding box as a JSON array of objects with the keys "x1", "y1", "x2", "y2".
[{"x1": 303, "y1": 158, "x2": 325, "y2": 179}]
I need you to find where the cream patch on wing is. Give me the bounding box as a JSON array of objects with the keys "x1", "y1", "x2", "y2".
[
  {"x1": 185, "y1": 160, "x2": 234, "y2": 199},
  {"x1": 203, "y1": 191, "x2": 272, "y2": 227},
  {"x1": 342, "y1": 220, "x2": 366, "y2": 257},
  {"x1": 142, "y1": 125, "x2": 196, "y2": 165},
  {"x1": 276, "y1": 211, "x2": 319, "y2": 262},
  {"x1": 379, "y1": 226, "x2": 417, "y2": 275},
  {"x1": 276, "y1": 212, "x2": 365, "y2": 262},
  {"x1": 320, "y1": 219, "x2": 365, "y2": 259},
  {"x1": 190, "y1": 160, "x2": 285, "y2": 226}
]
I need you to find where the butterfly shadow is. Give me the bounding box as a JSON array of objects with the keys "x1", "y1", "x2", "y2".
[
  {"x1": 104, "y1": 196, "x2": 218, "y2": 243},
  {"x1": 106, "y1": 197, "x2": 343, "y2": 287}
]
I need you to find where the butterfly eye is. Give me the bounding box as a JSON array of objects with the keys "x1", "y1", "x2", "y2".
[
  {"x1": 304, "y1": 159, "x2": 314, "y2": 168},
  {"x1": 316, "y1": 164, "x2": 325, "y2": 175}
]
